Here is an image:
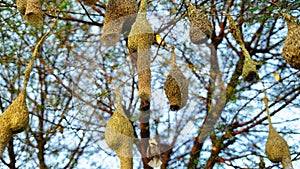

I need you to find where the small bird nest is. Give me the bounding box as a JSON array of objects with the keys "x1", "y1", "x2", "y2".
[
  {"x1": 266, "y1": 125, "x2": 291, "y2": 164},
  {"x1": 226, "y1": 13, "x2": 260, "y2": 82},
  {"x1": 164, "y1": 46, "x2": 188, "y2": 111},
  {"x1": 127, "y1": 0, "x2": 153, "y2": 52},
  {"x1": 0, "y1": 91, "x2": 29, "y2": 157},
  {"x1": 242, "y1": 56, "x2": 260, "y2": 82},
  {"x1": 188, "y1": 2, "x2": 212, "y2": 44},
  {"x1": 24, "y1": 0, "x2": 43, "y2": 26},
  {"x1": 0, "y1": 92, "x2": 29, "y2": 134},
  {"x1": 105, "y1": 88, "x2": 134, "y2": 156},
  {"x1": 16, "y1": 0, "x2": 27, "y2": 15},
  {"x1": 281, "y1": 13, "x2": 300, "y2": 70},
  {"x1": 264, "y1": 92, "x2": 293, "y2": 169},
  {"x1": 101, "y1": 0, "x2": 138, "y2": 47},
  {"x1": 127, "y1": 0, "x2": 153, "y2": 111}
]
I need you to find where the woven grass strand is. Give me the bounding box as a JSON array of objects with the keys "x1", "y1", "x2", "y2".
[
  {"x1": 105, "y1": 87, "x2": 134, "y2": 169},
  {"x1": 187, "y1": 2, "x2": 212, "y2": 44},
  {"x1": 263, "y1": 90, "x2": 293, "y2": 169},
  {"x1": 226, "y1": 13, "x2": 260, "y2": 82},
  {"x1": 164, "y1": 46, "x2": 188, "y2": 111},
  {"x1": 101, "y1": 0, "x2": 138, "y2": 47},
  {"x1": 0, "y1": 20, "x2": 57, "y2": 157},
  {"x1": 16, "y1": 0, "x2": 27, "y2": 15},
  {"x1": 281, "y1": 13, "x2": 300, "y2": 70},
  {"x1": 24, "y1": 0, "x2": 43, "y2": 26}
]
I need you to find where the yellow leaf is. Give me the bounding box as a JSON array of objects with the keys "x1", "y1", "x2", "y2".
[
  {"x1": 273, "y1": 72, "x2": 281, "y2": 82},
  {"x1": 155, "y1": 34, "x2": 166, "y2": 47}
]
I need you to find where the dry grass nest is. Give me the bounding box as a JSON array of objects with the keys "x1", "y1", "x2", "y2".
[
  {"x1": 282, "y1": 16, "x2": 300, "y2": 70},
  {"x1": 188, "y1": 2, "x2": 212, "y2": 44},
  {"x1": 0, "y1": 92, "x2": 29, "y2": 157},
  {"x1": 24, "y1": 0, "x2": 43, "y2": 26},
  {"x1": 101, "y1": 0, "x2": 138, "y2": 46}
]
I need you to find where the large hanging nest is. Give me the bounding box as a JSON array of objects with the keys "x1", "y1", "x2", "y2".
[
  {"x1": 263, "y1": 91, "x2": 293, "y2": 169},
  {"x1": 281, "y1": 13, "x2": 300, "y2": 70},
  {"x1": 101, "y1": 0, "x2": 138, "y2": 47},
  {"x1": 0, "y1": 21, "x2": 56, "y2": 157},
  {"x1": 105, "y1": 88, "x2": 134, "y2": 169},
  {"x1": 24, "y1": 0, "x2": 43, "y2": 26},
  {"x1": 127, "y1": 0, "x2": 153, "y2": 111},
  {"x1": 164, "y1": 46, "x2": 188, "y2": 111},
  {"x1": 226, "y1": 13, "x2": 260, "y2": 82},
  {"x1": 188, "y1": 2, "x2": 212, "y2": 44},
  {"x1": 16, "y1": 0, "x2": 27, "y2": 15}
]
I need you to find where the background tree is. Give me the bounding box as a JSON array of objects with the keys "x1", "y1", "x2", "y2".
[{"x1": 0, "y1": 0, "x2": 300, "y2": 168}]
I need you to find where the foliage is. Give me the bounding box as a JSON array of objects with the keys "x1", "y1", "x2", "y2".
[{"x1": 0, "y1": 0, "x2": 300, "y2": 168}]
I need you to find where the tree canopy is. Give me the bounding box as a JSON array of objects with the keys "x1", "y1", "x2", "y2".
[{"x1": 0, "y1": 0, "x2": 300, "y2": 168}]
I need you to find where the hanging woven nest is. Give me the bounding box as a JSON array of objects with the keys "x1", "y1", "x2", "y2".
[
  {"x1": 164, "y1": 46, "x2": 188, "y2": 111},
  {"x1": 266, "y1": 124, "x2": 292, "y2": 167},
  {"x1": 226, "y1": 13, "x2": 260, "y2": 82},
  {"x1": 101, "y1": 0, "x2": 138, "y2": 47},
  {"x1": 281, "y1": 13, "x2": 300, "y2": 70},
  {"x1": 127, "y1": 0, "x2": 153, "y2": 110},
  {"x1": 0, "y1": 24, "x2": 55, "y2": 157},
  {"x1": 242, "y1": 56, "x2": 260, "y2": 82},
  {"x1": 16, "y1": 0, "x2": 27, "y2": 15},
  {"x1": 188, "y1": 2, "x2": 212, "y2": 44},
  {"x1": 128, "y1": 0, "x2": 153, "y2": 52},
  {"x1": 263, "y1": 92, "x2": 293, "y2": 169},
  {"x1": 105, "y1": 88, "x2": 134, "y2": 169},
  {"x1": 0, "y1": 92, "x2": 29, "y2": 134},
  {"x1": 0, "y1": 68, "x2": 29, "y2": 158},
  {"x1": 24, "y1": 0, "x2": 43, "y2": 26}
]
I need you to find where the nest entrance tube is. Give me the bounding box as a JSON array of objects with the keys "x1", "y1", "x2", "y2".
[
  {"x1": 104, "y1": 87, "x2": 134, "y2": 169},
  {"x1": 188, "y1": 2, "x2": 212, "y2": 44},
  {"x1": 164, "y1": 46, "x2": 188, "y2": 111},
  {"x1": 281, "y1": 13, "x2": 300, "y2": 70},
  {"x1": 263, "y1": 90, "x2": 293, "y2": 169},
  {"x1": 101, "y1": 0, "x2": 138, "y2": 47}
]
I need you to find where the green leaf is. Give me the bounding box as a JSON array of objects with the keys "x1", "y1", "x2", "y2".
[{"x1": 60, "y1": 2, "x2": 67, "y2": 9}]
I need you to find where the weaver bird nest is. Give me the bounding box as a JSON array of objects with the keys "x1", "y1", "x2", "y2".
[
  {"x1": 101, "y1": 0, "x2": 138, "y2": 47},
  {"x1": 188, "y1": 2, "x2": 212, "y2": 44},
  {"x1": 282, "y1": 13, "x2": 300, "y2": 70},
  {"x1": 266, "y1": 121, "x2": 293, "y2": 168},
  {"x1": 127, "y1": 0, "x2": 153, "y2": 111},
  {"x1": 0, "y1": 92, "x2": 29, "y2": 156},
  {"x1": 164, "y1": 46, "x2": 188, "y2": 111},
  {"x1": 24, "y1": 0, "x2": 43, "y2": 26},
  {"x1": 105, "y1": 88, "x2": 134, "y2": 153},
  {"x1": 16, "y1": 0, "x2": 26, "y2": 15},
  {"x1": 264, "y1": 93, "x2": 293, "y2": 169},
  {"x1": 128, "y1": 0, "x2": 153, "y2": 52},
  {"x1": 242, "y1": 57, "x2": 260, "y2": 82}
]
